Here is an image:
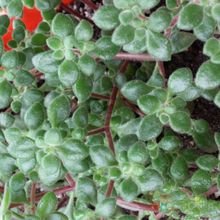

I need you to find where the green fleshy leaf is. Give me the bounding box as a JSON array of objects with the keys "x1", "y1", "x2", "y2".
[
  {"x1": 78, "y1": 54, "x2": 96, "y2": 76},
  {"x1": 58, "y1": 139, "x2": 89, "y2": 161},
  {"x1": 214, "y1": 91, "x2": 220, "y2": 108},
  {"x1": 0, "y1": 113, "x2": 14, "y2": 128},
  {"x1": 211, "y1": 3, "x2": 220, "y2": 22},
  {"x1": 195, "y1": 61, "x2": 220, "y2": 90},
  {"x1": 7, "y1": 0, "x2": 23, "y2": 18},
  {"x1": 113, "y1": 0, "x2": 136, "y2": 9},
  {"x1": 146, "y1": 30, "x2": 172, "y2": 61},
  {"x1": 191, "y1": 170, "x2": 212, "y2": 194},
  {"x1": 168, "y1": 68, "x2": 193, "y2": 94},
  {"x1": 119, "y1": 10, "x2": 134, "y2": 25},
  {"x1": 127, "y1": 141, "x2": 148, "y2": 164},
  {"x1": 73, "y1": 74, "x2": 93, "y2": 103},
  {"x1": 44, "y1": 128, "x2": 63, "y2": 146},
  {"x1": 137, "y1": 0, "x2": 160, "y2": 10},
  {"x1": 0, "y1": 80, "x2": 12, "y2": 109},
  {"x1": 58, "y1": 60, "x2": 79, "y2": 87},
  {"x1": 170, "y1": 31, "x2": 196, "y2": 53},
  {"x1": 148, "y1": 7, "x2": 171, "y2": 33},
  {"x1": 119, "y1": 178, "x2": 139, "y2": 202},
  {"x1": 8, "y1": 136, "x2": 36, "y2": 159},
  {"x1": 203, "y1": 38, "x2": 220, "y2": 57},
  {"x1": 1, "y1": 51, "x2": 19, "y2": 69},
  {"x1": 193, "y1": 13, "x2": 216, "y2": 42},
  {"x1": 75, "y1": 19, "x2": 93, "y2": 41},
  {"x1": 112, "y1": 24, "x2": 135, "y2": 46},
  {"x1": 177, "y1": 3, "x2": 203, "y2": 30},
  {"x1": 136, "y1": 168, "x2": 163, "y2": 192},
  {"x1": 47, "y1": 95, "x2": 71, "y2": 127},
  {"x1": 96, "y1": 198, "x2": 116, "y2": 218},
  {"x1": 72, "y1": 106, "x2": 88, "y2": 128},
  {"x1": 24, "y1": 102, "x2": 45, "y2": 130},
  {"x1": 169, "y1": 111, "x2": 191, "y2": 134},
  {"x1": 46, "y1": 36, "x2": 63, "y2": 50},
  {"x1": 95, "y1": 36, "x2": 120, "y2": 60},
  {"x1": 170, "y1": 156, "x2": 188, "y2": 182},
  {"x1": 158, "y1": 135, "x2": 181, "y2": 151},
  {"x1": 89, "y1": 145, "x2": 116, "y2": 167},
  {"x1": 93, "y1": 6, "x2": 120, "y2": 30},
  {"x1": 76, "y1": 177, "x2": 97, "y2": 203},
  {"x1": 35, "y1": 0, "x2": 60, "y2": 11},
  {"x1": 121, "y1": 80, "x2": 152, "y2": 103},
  {"x1": 38, "y1": 154, "x2": 63, "y2": 186},
  {"x1": 0, "y1": 154, "x2": 16, "y2": 182},
  {"x1": 137, "y1": 94, "x2": 161, "y2": 114},
  {"x1": 15, "y1": 70, "x2": 35, "y2": 86},
  {"x1": 36, "y1": 192, "x2": 58, "y2": 218},
  {"x1": 196, "y1": 155, "x2": 218, "y2": 171},
  {"x1": 138, "y1": 114, "x2": 163, "y2": 141},
  {"x1": 32, "y1": 51, "x2": 60, "y2": 74},
  {"x1": 51, "y1": 13, "x2": 74, "y2": 37}
]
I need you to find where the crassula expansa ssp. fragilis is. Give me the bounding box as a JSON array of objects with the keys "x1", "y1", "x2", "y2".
[{"x1": 0, "y1": 0, "x2": 220, "y2": 219}]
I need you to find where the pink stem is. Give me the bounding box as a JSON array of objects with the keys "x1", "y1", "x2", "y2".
[
  {"x1": 91, "y1": 93, "x2": 110, "y2": 101},
  {"x1": 65, "y1": 173, "x2": 76, "y2": 188},
  {"x1": 121, "y1": 96, "x2": 145, "y2": 117},
  {"x1": 30, "y1": 183, "x2": 36, "y2": 214},
  {"x1": 116, "y1": 197, "x2": 160, "y2": 212},
  {"x1": 105, "y1": 180, "x2": 115, "y2": 197},
  {"x1": 115, "y1": 52, "x2": 156, "y2": 62},
  {"x1": 165, "y1": 15, "x2": 179, "y2": 37},
  {"x1": 105, "y1": 128, "x2": 115, "y2": 155},
  {"x1": 155, "y1": 213, "x2": 166, "y2": 220},
  {"x1": 205, "y1": 185, "x2": 218, "y2": 197},
  {"x1": 87, "y1": 127, "x2": 106, "y2": 136},
  {"x1": 105, "y1": 86, "x2": 118, "y2": 128}
]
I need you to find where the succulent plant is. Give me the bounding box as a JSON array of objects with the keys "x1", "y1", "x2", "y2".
[{"x1": 0, "y1": 0, "x2": 220, "y2": 219}]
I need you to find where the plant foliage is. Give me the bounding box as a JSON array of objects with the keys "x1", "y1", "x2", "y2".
[{"x1": 0, "y1": 0, "x2": 220, "y2": 219}]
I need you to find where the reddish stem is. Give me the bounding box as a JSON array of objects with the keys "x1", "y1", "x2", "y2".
[
  {"x1": 165, "y1": 15, "x2": 179, "y2": 37},
  {"x1": 105, "y1": 86, "x2": 118, "y2": 127},
  {"x1": 30, "y1": 183, "x2": 36, "y2": 214},
  {"x1": 205, "y1": 185, "x2": 218, "y2": 197},
  {"x1": 73, "y1": 49, "x2": 157, "y2": 62},
  {"x1": 91, "y1": 93, "x2": 110, "y2": 101},
  {"x1": 116, "y1": 197, "x2": 160, "y2": 212},
  {"x1": 87, "y1": 127, "x2": 106, "y2": 136},
  {"x1": 115, "y1": 52, "x2": 156, "y2": 62},
  {"x1": 121, "y1": 96, "x2": 145, "y2": 117},
  {"x1": 105, "y1": 180, "x2": 115, "y2": 198},
  {"x1": 35, "y1": 185, "x2": 75, "y2": 201},
  {"x1": 65, "y1": 173, "x2": 76, "y2": 188},
  {"x1": 105, "y1": 128, "x2": 115, "y2": 155},
  {"x1": 71, "y1": 98, "x2": 78, "y2": 112},
  {"x1": 58, "y1": 196, "x2": 68, "y2": 209},
  {"x1": 155, "y1": 213, "x2": 166, "y2": 220},
  {"x1": 81, "y1": 0, "x2": 98, "y2": 10}
]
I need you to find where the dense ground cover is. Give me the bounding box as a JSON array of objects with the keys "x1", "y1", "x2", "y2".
[{"x1": 0, "y1": 0, "x2": 220, "y2": 219}]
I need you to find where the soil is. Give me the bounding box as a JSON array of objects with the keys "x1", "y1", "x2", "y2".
[
  {"x1": 164, "y1": 40, "x2": 208, "y2": 76},
  {"x1": 165, "y1": 40, "x2": 220, "y2": 133}
]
